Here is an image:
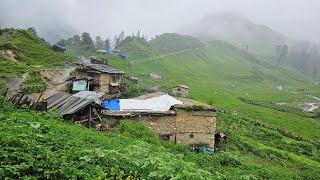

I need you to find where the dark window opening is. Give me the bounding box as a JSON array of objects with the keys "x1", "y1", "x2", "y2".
[
  {"x1": 190, "y1": 133, "x2": 194, "y2": 138},
  {"x1": 112, "y1": 75, "x2": 118, "y2": 82},
  {"x1": 159, "y1": 134, "x2": 171, "y2": 141}
]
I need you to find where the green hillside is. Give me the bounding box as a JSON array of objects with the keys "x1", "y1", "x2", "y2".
[
  {"x1": 1, "y1": 101, "x2": 320, "y2": 179},
  {"x1": 150, "y1": 33, "x2": 205, "y2": 54},
  {"x1": 184, "y1": 13, "x2": 289, "y2": 58},
  {"x1": 110, "y1": 36, "x2": 320, "y2": 178},
  {"x1": 117, "y1": 37, "x2": 158, "y2": 59},
  {"x1": 0, "y1": 28, "x2": 74, "y2": 93},
  {"x1": 1, "y1": 29, "x2": 320, "y2": 179},
  {"x1": 0, "y1": 28, "x2": 74, "y2": 77},
  {"x1": 114, "y1": 39, "x2": 320, "y2": 140}
]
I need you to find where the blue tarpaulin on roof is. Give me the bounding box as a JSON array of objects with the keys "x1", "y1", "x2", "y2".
[{"x1": 102, "y1": 99, "x2": 120, "y2": 110}]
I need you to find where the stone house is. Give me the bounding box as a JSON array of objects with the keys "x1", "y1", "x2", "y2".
[
  {"x1": 74, "y1": 58, "x2": 124, "y2": 95},
  {"x1": 149, "y1": 72, "x2": 162, "y2": 80},
  {"x1": 172, "y1": 85, "x2": 189, "y2": 98},
  {"x1": 102, "y1": 93, "x2": 216, "y2": 149}
]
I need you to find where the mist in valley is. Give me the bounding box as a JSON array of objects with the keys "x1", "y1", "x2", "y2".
[
  {"x1": 0, "y1": 0, "x2": 319, "y2": 43},
  {"x1": 1, "y1": 0, "x2": 320, "y2": 78}
]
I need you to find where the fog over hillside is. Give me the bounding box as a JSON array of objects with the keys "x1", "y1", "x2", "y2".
[{"x1": 0, "y1": 0, "x2": 319, "y2": 43}]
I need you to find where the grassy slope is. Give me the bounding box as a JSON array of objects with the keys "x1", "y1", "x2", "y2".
[
  {"x1": 149, "y1": 33, "x2": 205, "y2": 54},
  {"x1": 108, "y1": 37, "x2": 320, "y2": 178},
  {"x1": 113, "y1": 39, "x2": 320, "y2": 141},
  {"x1": 193, "y1": 13, "x2": 289, "y2": 58},
  {"x1": 0, "y1": 28, "x2": 74, "y2": 77},
  {"x1": 1, "y1": 30, "x2": 320, "y2": 178},
  {"x1": 0, "y1": 28, "x2": 75, "y2": 93},
  {"x1": 1, "y1": 103, "x2": 319, "y2": 179},
  {"x1": 118, "y1": 37, "x2": 158, "y2": 59}
]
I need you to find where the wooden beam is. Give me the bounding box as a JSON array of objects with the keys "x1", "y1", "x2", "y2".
[
  {"x1": 88, "y1": 106, "x2": 92, "y2": 128},
  {"x1": 14, "y1": 93, "x2": 25, "y2": 106}
]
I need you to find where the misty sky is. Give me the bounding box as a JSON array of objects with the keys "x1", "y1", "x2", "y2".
[{"x1": 0, "y1": 0, "x2": 319, "y2": 42}]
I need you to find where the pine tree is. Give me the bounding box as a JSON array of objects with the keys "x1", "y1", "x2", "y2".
[
  {"x1": 81, "y1": 32, "x2": 94, "y2": 51},
  {"x1": 95, "y1": 36, "x2": 104, "y2": 50}
]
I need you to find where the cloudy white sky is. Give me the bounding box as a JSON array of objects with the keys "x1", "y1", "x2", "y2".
[{"x1": 0, "y1": 0, "x2": 319, "y2": 42}]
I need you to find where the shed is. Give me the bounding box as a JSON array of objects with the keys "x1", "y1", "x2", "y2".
[
  {"x1": 46, "y1": 92, "x2": 105, "y2": 128},
  {"x1": 51, "y1": 44, "x2": 66, "y2": 53},
  {"x1": 149, "y1": 72, "x2": 162, "y2": 80},
  {"x1": 102, "y1": 92, "x2": 217, "y2": 149},
  {"x1": 75, "y1": 57, "x2": 125, "y2": 95},
  {"x1": 172, "y1": 85, "x2": 189, "y2": 98},
  {"x1": 118, "y1": 51, "x2": 126, "y2": 59}
]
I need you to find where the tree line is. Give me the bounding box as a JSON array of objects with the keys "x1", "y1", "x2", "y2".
[
  {"x1": 56, "y1": 30, "x2": 148, "y2": 52},
  {"x1": 275, "y1": 42, "x2": 320, "y2": 79}
]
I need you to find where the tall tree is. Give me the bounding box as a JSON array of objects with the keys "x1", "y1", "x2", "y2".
[
  {"x1": 119, "y1": 31, "x2": 125, "y2": 42},
  {"x1": 81, "y1": 32, "x2": 94, "y2": 51},
  {"x1": 113, "y1": 35, "x2": 120, "y2": 48},
  {"x1": 72, "y1": 35, "x2": 81, "y2": 45},
  {"x1": 56, "y1": 39, "x2": 66, "y2": 46},
  {"x1": 104, "y1": 38, "x2": 110, "y2": 50},
  {"x1": 95, "y1": 36, "x2": 104, "y2": 49},
  {"x1": 27, "y1": 27, "x2": 37, "y2": 34},
  {"x1": 276, "y1": 44, "x2": 288, "y2": 66},
  {"x1": 136, "y1": 30, "x2": 141, "y2": 38}
]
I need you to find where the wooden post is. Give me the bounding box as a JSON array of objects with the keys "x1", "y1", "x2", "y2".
[
  {"x1": 14, "y1": 93, "x2": 25, "y2": 106},
  {"x1": 88, "y1": 106, "x2": 92, "y2": 128},
  {"x1": 32, "y1": 93, "x2": 43, "y2": 109},
  {"x1": 3, "y1": 88, "x2": 8, "y2": 97}
]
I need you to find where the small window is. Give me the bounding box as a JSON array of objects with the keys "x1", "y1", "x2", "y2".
[
  {"x1": 112, "y1": 75, "x2": 117, "y2": 82},
  {"x1": 159, "y1": 134, "x2": 171, "y2": 141},
  {"x1": 190, "y1": 134, "x2": 194, "y2": 138}
]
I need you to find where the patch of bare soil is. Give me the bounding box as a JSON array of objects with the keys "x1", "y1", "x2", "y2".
[
  {"x1": 40, "y1": 66, "x2": 76, "y2": 98},
  {"x1": 5, "y1": 73, "x2": 29, "y2": 96},
  {"x1": 0, "y1": 50, "x2": 17, "y2": 62}
]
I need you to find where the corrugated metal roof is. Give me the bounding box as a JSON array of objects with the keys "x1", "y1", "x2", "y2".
[
  {"x1": 76, "y1": 57, "x2": 124, "y2": 74},
  {"x1": 46, "y1": 93, "x2": 98, "y2": 116},
  {"x1": 73, "y1": 91, "x2": 105, "y2": 100}
]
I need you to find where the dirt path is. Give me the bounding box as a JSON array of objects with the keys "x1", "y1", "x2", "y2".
[{"x1": 137, "y1": 45, "x2": 209, "y2": 63}]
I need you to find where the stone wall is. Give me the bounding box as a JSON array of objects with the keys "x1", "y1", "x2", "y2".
[
  {"x1": 110, "y1": 109, "x2": 216, "y2": 148},
  {"x1": 100, "y1": 74, "x2": 111, "y2": 94},
  {"x1": 175, "y1": 109, "x2": 216, "y2": 147},
  {"x1": 172, "y1": 87, "x2": 188, "y2": 98},
  {"x1": 149, "y1": 73, "x2": 162, "y2": 80}
]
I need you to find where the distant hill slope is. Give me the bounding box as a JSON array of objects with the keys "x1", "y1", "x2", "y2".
[
  {"x1": 0, "y1": 28, "x2": 73, "y2": 76},
  {"x1": 182, "y1": 13, "x2": 289, "y2": 57},
  {"x1": 109, "y1": 37, "x2": 320, "y2": 178},
  {"x1": 116, "y1": 37, "x2": 158, "y2": 59},
  {"x1": 149, "y1": 33, "x2": 205, "y2": 54},
  {"x1": 0, "y1": 28, "x2": 74, "y2": 93},
  {"x1": 111, "y1": 36, "x2": 320, "y2": 142}
]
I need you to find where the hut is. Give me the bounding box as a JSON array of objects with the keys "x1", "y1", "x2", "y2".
[
  {"x1": 51, "y1": 44, "x2": 66, "y2": 53},
  {"x1": 74, "y1": 58, "x2": 124, "y2": 96},
  {"x1": 102, "y1": 92, "x2": 217, "y2": 149},
  {"x1": 45, "y1": 91, "x2": 106, "y2": 129},
  {"x1": 172, "y1": 85, "x2": 189, "y2": 98},
  {"x1": 149, "y1": 72, "x2": 162, "y2": 80}
]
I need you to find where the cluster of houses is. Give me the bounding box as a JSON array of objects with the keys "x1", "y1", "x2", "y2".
[{"x1": 45, "y1": 57, "x2": 226, "y2": 152}]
